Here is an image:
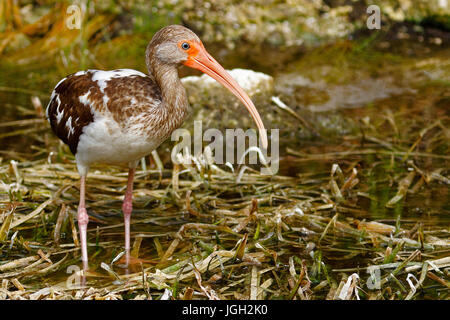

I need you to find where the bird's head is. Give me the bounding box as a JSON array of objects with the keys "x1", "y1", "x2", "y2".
[{"x1": 147, "y1": 25, "x2": 268, "y2": 149}]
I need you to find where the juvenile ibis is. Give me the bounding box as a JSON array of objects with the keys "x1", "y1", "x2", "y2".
[{"x1": 46, "y1": 25, "x2": 267, "y2": 271}]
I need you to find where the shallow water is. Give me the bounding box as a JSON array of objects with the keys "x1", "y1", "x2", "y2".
[{"x1": 0, "y1": 36, "x2": 449, "y2": 299}]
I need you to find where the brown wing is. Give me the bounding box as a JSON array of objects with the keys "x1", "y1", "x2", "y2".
[{"x1": 46, "y1": 72, "x2": 98, "y2": 154}]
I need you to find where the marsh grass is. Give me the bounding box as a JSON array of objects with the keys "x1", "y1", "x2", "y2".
[
  {"x1": 0, "y1": 0, "x2": 449, "y2": 300},
  {"x1": 0, "y1": 97, "x2": 448, "y2": 300}
]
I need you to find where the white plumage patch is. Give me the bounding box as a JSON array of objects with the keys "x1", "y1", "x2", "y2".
[
  {"x1": 55, "y1": 95, "x2": 64, "y2": 124},
  {"x1": 91, "y1": 69, "x2": 147, "y2": 93},
  {"x1": 66, "y1": 116, "x2": 75, "y2": 138},
  {"x1": 76, "y1": 111, "x2": 161, "y2": 168},
  {"x1": 79, "y1": 90, "x2": 91, "y2": 106}
]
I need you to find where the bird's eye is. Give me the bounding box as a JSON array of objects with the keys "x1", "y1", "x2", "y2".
[{"x1": 181, "y1": 42, "x2": 190, "y2": 50}]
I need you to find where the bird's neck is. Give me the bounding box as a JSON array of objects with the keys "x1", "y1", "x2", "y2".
[
  {"x1": 150, "y1": 62, "x2": 189, "y2": 117},
  {"x1": 142, "y1": 60, "x2": 190, "y2": 141}
]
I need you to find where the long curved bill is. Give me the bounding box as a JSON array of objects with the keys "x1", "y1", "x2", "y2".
[{"x1": 184, "y1": 44, "x2": 268, "y2": 149}]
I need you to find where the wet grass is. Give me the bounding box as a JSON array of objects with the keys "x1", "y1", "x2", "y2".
[
  {"x1": 0, "y1": 97, "x2": 448, "y2": 299},
  {"x1": 0, "y1": 1, "x2": 449, "y2": 300}
]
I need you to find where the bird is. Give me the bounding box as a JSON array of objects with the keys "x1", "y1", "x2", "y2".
[{"x1": 46, "y1": 25, "x2": 267, "y2": 272}]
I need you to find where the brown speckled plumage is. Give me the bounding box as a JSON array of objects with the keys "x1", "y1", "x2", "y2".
[{"x1": 46, "y1": 72, "x2": 96, "y2": 154}]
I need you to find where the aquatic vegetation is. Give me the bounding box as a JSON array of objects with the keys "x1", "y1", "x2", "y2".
[{"x1": 0, "y1": 0, "x2": 448, "y2": 300}]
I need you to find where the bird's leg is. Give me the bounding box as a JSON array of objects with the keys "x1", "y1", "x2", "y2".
[
  {"x1": 78, "y1": 175, "x2": 89, "y2": 273},
  {"x1": 122, "y1": 167, "x2": 135, "y2": 266}
]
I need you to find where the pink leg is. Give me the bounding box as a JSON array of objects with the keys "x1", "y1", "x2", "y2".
[
  {"x1": 122, "y1": 167, "x2": 135, "y2": 266},
  {"x1": 78, "y1": 175, "x2": 89, "y2": 272}
]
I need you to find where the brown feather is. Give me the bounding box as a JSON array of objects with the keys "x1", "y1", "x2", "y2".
[{"x1": 47, "y1": 73, "x2": 96, "y2": 154}]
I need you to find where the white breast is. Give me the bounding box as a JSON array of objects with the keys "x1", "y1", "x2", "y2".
[{"x1": 75, "y1": 113, "x2": 162, "y2": 173}]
